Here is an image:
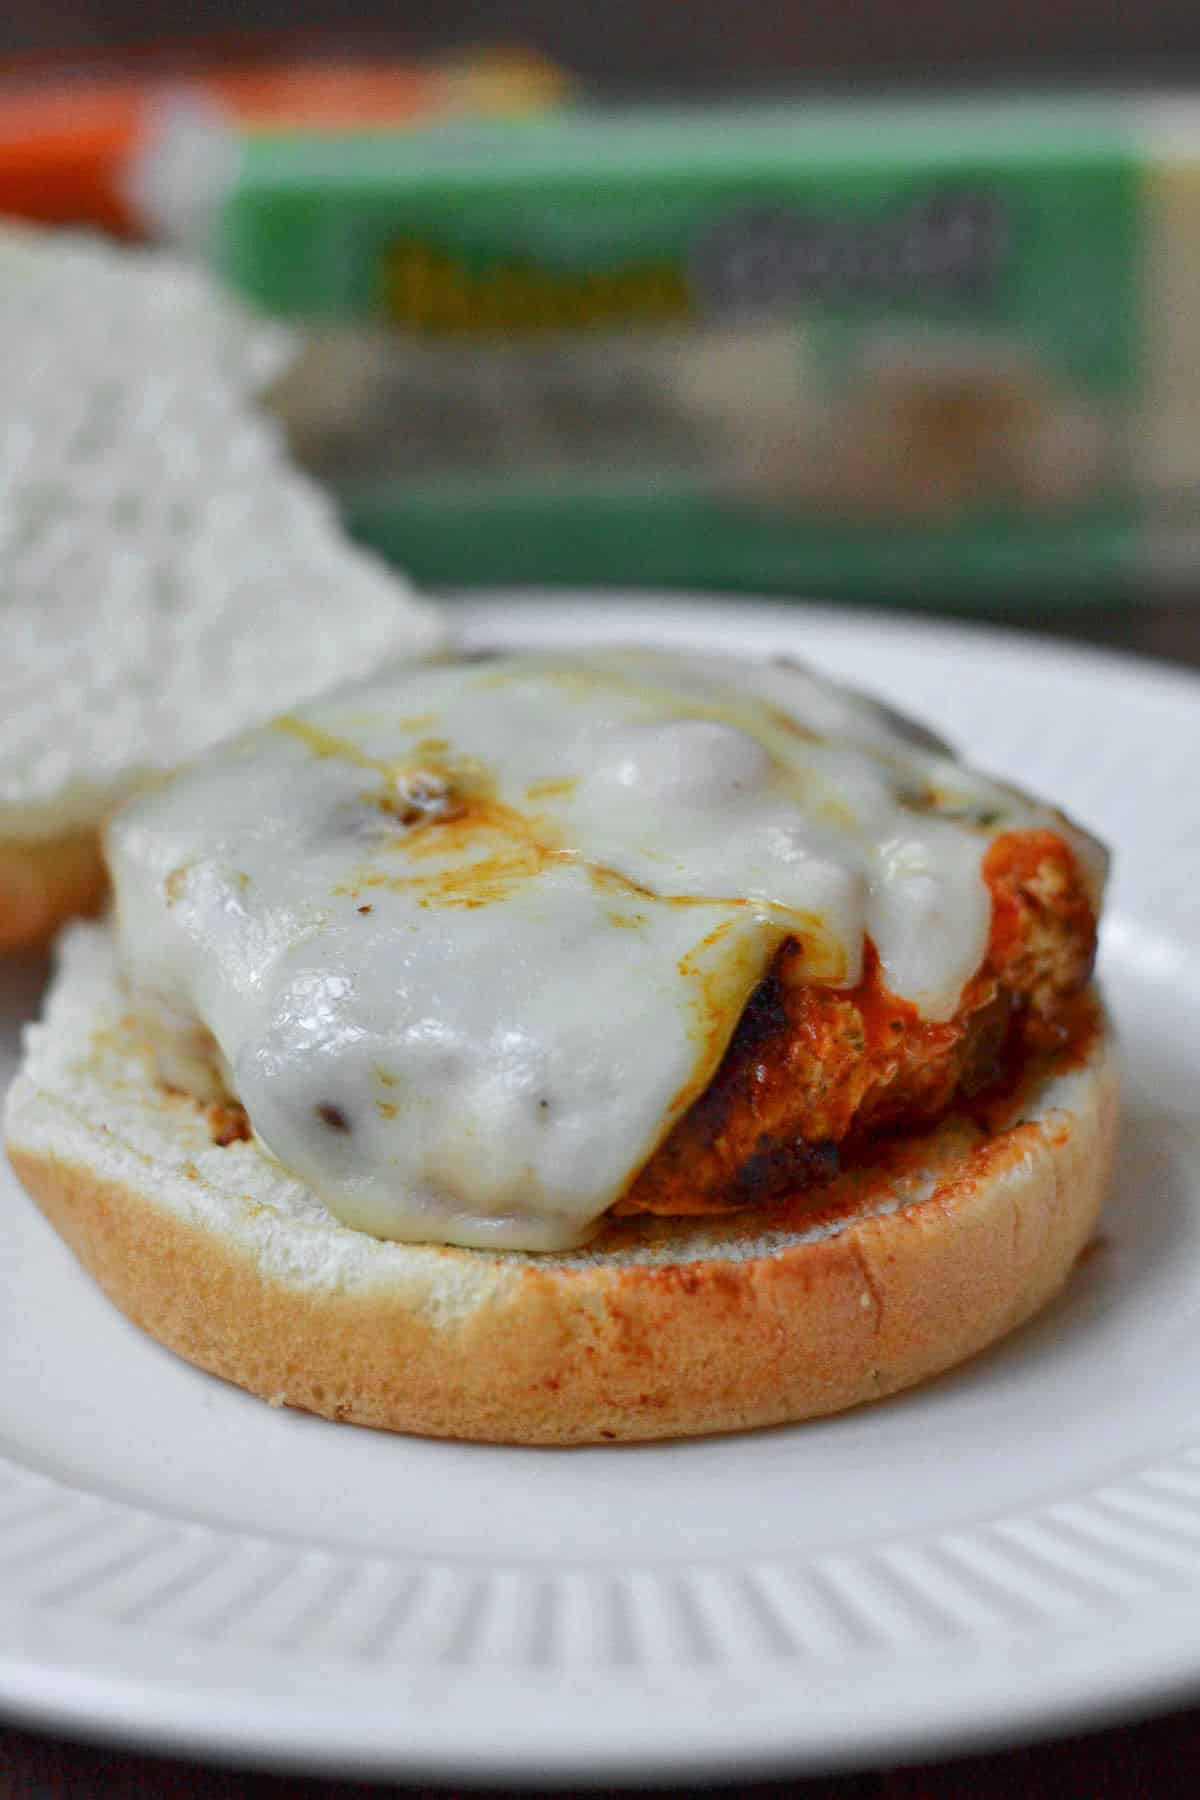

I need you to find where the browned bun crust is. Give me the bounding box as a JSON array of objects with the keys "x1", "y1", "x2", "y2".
[
  {"x1": 0, "y1": 831, "x2": 107, "y2": 954},
  {"x1": 6, "y1": 928, "x2": 1118, "y2": 1445}
]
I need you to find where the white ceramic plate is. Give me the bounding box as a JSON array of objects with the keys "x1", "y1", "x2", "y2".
[{"x1": 2, "y1": 595, "x2": 1200, "y2": 1784}]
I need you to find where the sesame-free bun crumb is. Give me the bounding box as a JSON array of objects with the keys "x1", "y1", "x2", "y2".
[{"x1": 5, "y1": 923, "x2": 1118, "y2": 1444}]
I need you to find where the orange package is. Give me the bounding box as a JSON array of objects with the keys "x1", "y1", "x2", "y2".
[{"x1": 0, "y1": 45, "x2": 570, "y2": 238}]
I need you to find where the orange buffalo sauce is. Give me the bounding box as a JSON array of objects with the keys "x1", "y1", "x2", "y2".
[{"x1": 618, "y1": 827, "x2": 1099, "y2": 1218}]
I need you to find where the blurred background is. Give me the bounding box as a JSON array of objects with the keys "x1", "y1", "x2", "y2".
[
  {"x1": 7, "y1": 3, "x2": 1200, "y2": 84},
  {"x1": 5, "y1": 1, "x2": 1200, "y2": 651}
]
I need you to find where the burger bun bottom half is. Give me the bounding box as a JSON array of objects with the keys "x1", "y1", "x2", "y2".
[{"x1": 5, "y1": 924, "x2": 1118, "y2": 1446}]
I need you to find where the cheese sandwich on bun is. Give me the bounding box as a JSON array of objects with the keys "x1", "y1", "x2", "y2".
[{"x1": 5, "y1": 648, "x2": 1116, "y2": 1442}]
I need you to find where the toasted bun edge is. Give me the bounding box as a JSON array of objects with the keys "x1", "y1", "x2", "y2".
[
  {"x1": 0, "y1": 832, "x2": 107, "y2": 954},
  {"x1": 5, "y1": 927, "x2": 1119, "y2": 1444}
]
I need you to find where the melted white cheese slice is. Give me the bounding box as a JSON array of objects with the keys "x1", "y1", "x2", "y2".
[{"x1": 106, "y1": 649, "x2": 1094, "y2": 1252}]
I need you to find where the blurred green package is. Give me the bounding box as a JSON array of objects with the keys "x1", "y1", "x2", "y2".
[{"x1": 214, "y1": 94, "x2": 1200, "y2": 601}]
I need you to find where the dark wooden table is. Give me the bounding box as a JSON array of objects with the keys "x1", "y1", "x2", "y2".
[{"x1": 5, "y1": 1712, "x2": 1200, "y2": 1798}]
